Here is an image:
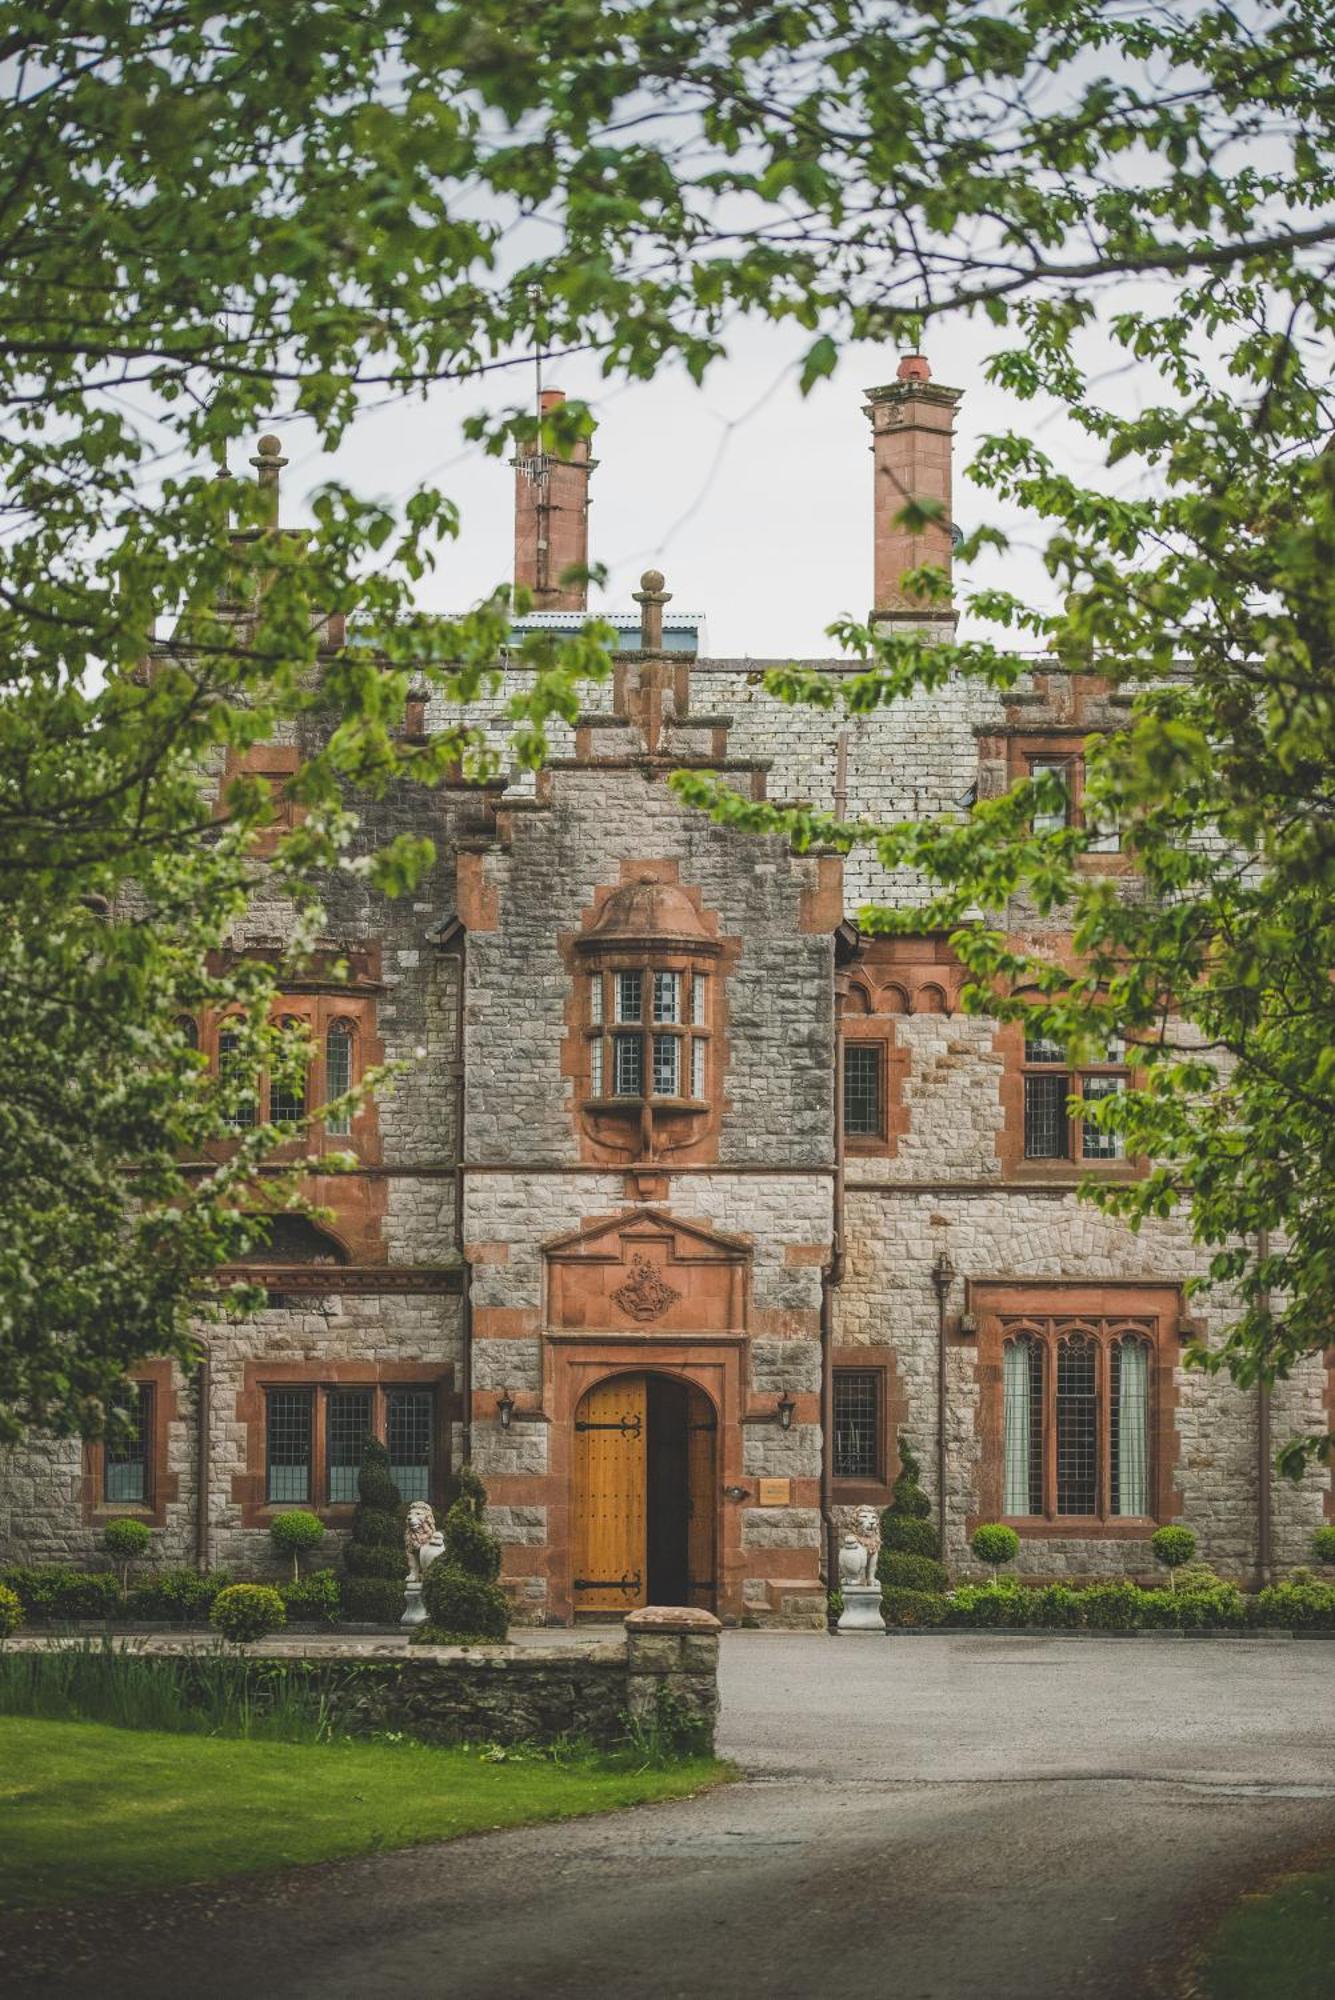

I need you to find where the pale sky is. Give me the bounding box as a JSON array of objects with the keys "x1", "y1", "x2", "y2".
[{"x1": 261, "y1": 312, "x2": 1121, "y2": 661}]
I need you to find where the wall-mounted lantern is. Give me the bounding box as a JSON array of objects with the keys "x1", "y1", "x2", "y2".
[
  {"x1": 496, "y1": 1389, "x2": 515, "y2": 1431},
  {"x1": 776, "y1": 1391, "x2": 796, "y2": 1431}
]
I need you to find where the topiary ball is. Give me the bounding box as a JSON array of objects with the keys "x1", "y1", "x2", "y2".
[
  {"x1": 104, "y1": 1518, "x2": 151, "y2": 1564},
  {"x1": 971, "y1": 1523, "x2": 1021, "y2": 1571},
  {"x1": 0, "y1": 1583, "x2": 22, "y2": 1640},
  {"x1": 1151, "y1": 1525, "x2": 1196, "y2": 1570},
  {"x1": 210, "y1": 1583, "x2": 286, "y2": 1646},
  {"x1": 1312, "y1": 1525, "x2": 1335, "y2": 1568},
  {"x1": 269, "y1": 1510, "x2": 324, "y2": 1558},
  {"x1": 421, "y1": 1561, "x2": 508, "y2": 1642}
]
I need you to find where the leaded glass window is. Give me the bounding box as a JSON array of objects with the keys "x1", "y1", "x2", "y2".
[
  {"x1": 843, "y1": 1043, "x2": 883, "y2": 1139},
  {"x1": 268, "y1": 1017, "x2": 308, "y2": 1123},
  {"x1": 1056, "y1": 1332, "x2": 1098, "y2": 1515},
  {"x1": 388, "y1": 1389, "x2": 433, "y2": 1503},
  {"x1": 325, "y1": 1020, "x2": 353, "y2": 1134},
  {"x1": 219, "y1": 1024, "x2": 258, "y2": 1129},
  {"x1": 326, "y1": 1390, "x2": 372, "y2": 1503},
  {"x1": 832, "y1": 1370, "x2": 880, "y2": 1480},
  {"x1": 652, "y1": 1032, "x2": 679, "y2": 1096},
  {"x1": 613, "y1": 1033, "x2": 643, "y2": 1096},
  {"x1": 266, "y1": 1389, "x2": 313, "y2": 1503},
  {"x1": 104, "y1": 1384, "x2": 151, "y2": 1504}
]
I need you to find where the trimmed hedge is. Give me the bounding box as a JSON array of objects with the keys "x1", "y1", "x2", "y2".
[
  {"x1": 281, "y1": 1570, "x2": 341, "y2": 1624},
  {"x1": 882, "y1": 1587, "x2": 948, "y2": 1628},
  {"x1": 128, "y1": 1568, "x2": 233, "y2": 1622},
  {"x1": 417, "y1": 1463, "x2": 508, "y2": 1644}
]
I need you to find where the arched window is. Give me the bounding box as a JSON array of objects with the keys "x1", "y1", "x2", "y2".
[
  {"x1": 176, "y1": 1016, "x2": 198, "y2": 1051},
  {"x1": 996, "y1": 1312, "x2": 1158, "y2": 1521},
  {"x1": 1111, "y1": 1334, "x2": 1151, "y2": 1517},
  {"x1": 324, "y1": 1019, "x2": 354, "y2": 1134},
  {"x1": 218, "y1": 1021, "x2": 257, "y2": 1130},
  {"x1": 1002, "y1": 1333, "x2": 1044, "y2": 1516},
  {"x1": 268, "y1": 1016, "x2": 309, "y2": 1124},
  {"x1": 1056, "y1": 1330, "x2": 1098, "y2": 1514}
]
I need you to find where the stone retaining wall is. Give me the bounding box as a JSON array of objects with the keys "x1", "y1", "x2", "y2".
[{"x1": 13, "y1": 1607, "x2": 722, "y2": 1753}]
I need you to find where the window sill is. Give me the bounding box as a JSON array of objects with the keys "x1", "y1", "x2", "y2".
[
  {"x1": 832, "y1": 1478, "x2": 893, "y2": 1508},
  {"x1": 999, "y1": 1517, "x2": 1160, "y2": 1539},
  {"x1": 585, "y1": 1095, "x2": 709, "y2": 1113}
]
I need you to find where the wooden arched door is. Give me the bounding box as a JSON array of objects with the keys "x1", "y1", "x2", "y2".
[{"x1": 572, "y1": 1373, "x2": 716, "y2": 1614}]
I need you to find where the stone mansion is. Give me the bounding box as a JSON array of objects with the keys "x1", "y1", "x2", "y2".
[{"x1": 3, "y1": 357, "x2": 1329, "y2": 1624}]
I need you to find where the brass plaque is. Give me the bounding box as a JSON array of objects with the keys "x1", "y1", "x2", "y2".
[{"x1": 757, "y1": 1477, "x2": 791, "y2": 1507}]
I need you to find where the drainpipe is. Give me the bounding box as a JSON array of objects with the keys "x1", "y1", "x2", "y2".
[
  {"x1": 1256, "y1": 1226, "x2": 1272, "y2": 1589},
  {"x1": 822, "y1": 969, "x2": 850, "y2": 1586},
  {"x1": 451, "y1": 935, "x2": 473, "y2": 1463},
  {"x1": 194, "y1": 1341, "x2": 212, "y2": 1573},
  {"x1": 931, "y1": 1250, "x2": 956, "y2": 1564}
]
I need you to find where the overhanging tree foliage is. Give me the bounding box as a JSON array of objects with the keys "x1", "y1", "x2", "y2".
[{"x1": 2, "y1": 0, "x2": 1332, "y2": 1446}]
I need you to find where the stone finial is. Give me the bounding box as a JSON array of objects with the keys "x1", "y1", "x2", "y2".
[
  {"x1": 249, "y1": 433, "x2": 288, "y2": 525},
  {"x1": 632, "y1": 568, "x2": 671, "y2": 652},
  {"x1": 897, "y1": 352, "x2": 932, "y2": 383}
]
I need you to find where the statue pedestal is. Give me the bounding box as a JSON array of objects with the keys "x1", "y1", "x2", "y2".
[
  {"x1": 836, "y1": 1584, "x2": 886, "y2": 1634},
  {"x1": 401, "y1": 1577, "x2": 426, "y2": 1628}
]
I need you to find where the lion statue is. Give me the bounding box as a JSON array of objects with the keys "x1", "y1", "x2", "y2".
[
  {"x1": 403, "y1": 1499, "x2": 445, "y2": 1582},
  {"x1": 836, "y1": 1504, "x2": 881, "y2": 1589}
]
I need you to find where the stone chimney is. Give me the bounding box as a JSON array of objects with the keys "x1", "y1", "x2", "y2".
[
  {"x1": 863, "y1": 355, "x2": 962, "y2": 629},
  {"x1": 512, "y1": 387, "x2": 595, "y2": 611}
]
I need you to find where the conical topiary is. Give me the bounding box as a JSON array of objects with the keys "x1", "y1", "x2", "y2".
[
  {"x1": 418, "y1": 1461, "x2": 509, "y2": 1643},
  {"x1": 878, "y1": 1437, "x2": 947, "y2": 1592},
  {"x1": 340, "y1": 1438, "x2": 405, "y2": 1623}
]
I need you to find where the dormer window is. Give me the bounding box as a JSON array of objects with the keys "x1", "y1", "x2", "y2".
[{"x1": 571, "y1": 869, "x2": 728, "y2": 1164}]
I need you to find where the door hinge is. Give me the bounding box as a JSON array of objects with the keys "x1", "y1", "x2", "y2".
[
  {"x1": 575, "y1": 1414, "x2": 643, "y2": 1437},
  {"x1": 573, "y1": 1572, "x2": 643, "y2": 1594}
]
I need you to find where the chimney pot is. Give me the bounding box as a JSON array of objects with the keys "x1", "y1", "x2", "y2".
[{"x1": 897, "y1": 352, "x2": 932, "y2": 383}]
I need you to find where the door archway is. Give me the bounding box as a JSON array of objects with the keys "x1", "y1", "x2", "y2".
[{"x1": 572, "y1": 1371, "x2": 717, "y2": 1615}]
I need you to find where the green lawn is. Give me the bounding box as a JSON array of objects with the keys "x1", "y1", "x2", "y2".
[
  {"x1": 0, "y1": 1718, "x2": 728, "y2": 1913},
  {"x1": 1197, "y1": 1863, "x2": 1335, "y2": 1999}
]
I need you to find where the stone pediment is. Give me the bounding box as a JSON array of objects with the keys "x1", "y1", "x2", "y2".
[{"x1": 544, "y1": 1209, "x2": 748, "y2": 1336}]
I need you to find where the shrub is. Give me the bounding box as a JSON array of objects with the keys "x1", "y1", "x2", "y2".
[
  {"x1": 210, "y1": 1583, "x2": 286, "y2": 1646},
  {"x1": 103, "y1": 1518, "x2": 152, "y2": 1590},
  {"x1": 971, "y1": 1523, "x2": 1021, "y2": 1578},
  {"x1": 1172, "y1": 1561, "x2": 1223, "y2": 1594},
  {"x1": 281, "y1": 1571, "x2": 341, "y2": 1624},
  {"x1": 1027, "y1": 1584, "x2": 1083, "y2": 1629},
  {"x1": 886, "y1": 1438, "x2": 933, "y2": 1519},
  {"x1": 881, "y1": 1588, "x2": 948, "y2": 1628},
  {"x1": 0, "y1": 1583, "x2": 22, "y2": 1640},
  {"x1": 269, "y1": 1510, "x2": 324, "y2": 1581},
  {"x1": 418, "y1": 1565, "x2": 511, "y2": 1643},
  {"x1": 1080, "y1": 1581, "x2": 1142, "y2": 1631},
  {"x1": 827, "y1": 1589, "x2": 843, "y2": 1623},
  {"x1": 418, "y1": 1462, "x2": 508, "y2": 1643},
  {"x1": 342, "y1": 1542, "x2": 406, "y2": 1580},
  {"x1": 53, "y1": 1571, "x2": 123, "y2": 1620},
  {"x1": 881, "y1": 1517, "x2": 939, "y2": 1559},
  {"x1": 948, "y1": 1582, "x2": 1027, "y2": 1628},
  {"x1": 1176, "y1": 1584, "x2": 1246, "y2": 1631},
  {"x1": 1312, "y1": 1526, "x2": 1335, "y2": 1569},
  {"x1": 339, "y1": 1576, "x2": 406, "y2": 1624},
  {"x1": 341, "y1": 1439, "x2": 404, "y2": 1621},
  {"x1": 127, "y1": 1567, "x2": 231, "y2": 1623},
  {"x1": 0, "y1": 1565, "x2": 78, "y2": 1614},
  {"x1": 1151, "y1": 1525, "x2": 1197, "y2": 1591},
  {"x1": 1252, "y1": 1580, "x2": 1335, "y2": 1631},
  {"x1": 878, "y1": 1550, "x2": 948, "y2": 1594}
]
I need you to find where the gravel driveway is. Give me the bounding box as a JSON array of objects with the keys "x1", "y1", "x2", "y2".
[{"x1": 7, "y1": 1631, "x2": 1334, "y2": 1998}]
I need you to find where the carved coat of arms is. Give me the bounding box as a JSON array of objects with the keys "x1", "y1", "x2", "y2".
[{"x1": 612, "y1": 1252, "x2": 680, "y2": 1323}]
